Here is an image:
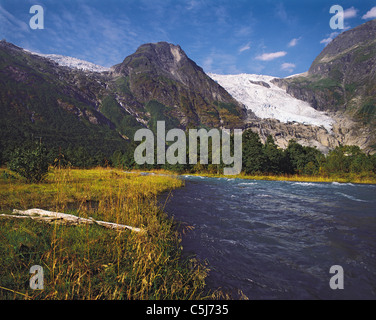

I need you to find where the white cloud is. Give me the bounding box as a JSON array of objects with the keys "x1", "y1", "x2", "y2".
[
  {"x1": 281, "y1": 62, "x2": 296, "y2": 72},
  {"x1": 362, "y1": 7, "x2": 376, "y2": 19},
  {"x1": 256, "y1": 51, "x2": 287, "y2": 61},
  {"x1": 288, "y1": 37, "x2": 301, "y2": 47},
  {"x1": 0, "y1": 5, "x2": 30, "y2": 33},
  {"x1": 239, "y1": 42, "x2": 251, "y2": 53},
  {"x1": 275, "y1": 3, "x2": 288, "y2": 22},
  {"x1": 320, "y1": 32, "x2": 339, "y2": 46},
  {"x1": 235, "y1": 26, "x2": 253, "y2": 37},
  {"x1": 343, "y1": 7, "x2": 358, "y2": 19},
  {"x1": 202, "y1": 52, "x2": 240, "y2": 74},
  {"x1": 186, "y1": 0, "x2": 202, "y2": 11},
  {"x1": 203, "y1": 56, "x2": 214, "y2": 71}
]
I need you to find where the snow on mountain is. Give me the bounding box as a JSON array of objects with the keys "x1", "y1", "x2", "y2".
[
  {"x1": 25, "y1": 50, "x2": 110, "y2": 73},
  {"x1": 208, "y1": 73, "x2": 334, "y2": 131}
]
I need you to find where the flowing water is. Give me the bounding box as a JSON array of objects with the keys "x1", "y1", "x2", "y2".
[{"x1": 162, "y1": 176, "x2": 376, "y2": 300}]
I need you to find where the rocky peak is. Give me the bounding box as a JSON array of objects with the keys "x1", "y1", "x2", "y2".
[
  {"x1": 271, "y1": 19, "x2": 376, "y2": 153},
  {"x1": 110, "y1": 41, "x2": 247, "y2": 128},
  {"x1": 112, "y1": 41, "x2": 212, "y2": 89},
  {"x1": 113, "y1": 42, "x2": 189, "y2": 78},
  {"x1": 309, "y1": 19, "x2": 376, "y2": 77}
]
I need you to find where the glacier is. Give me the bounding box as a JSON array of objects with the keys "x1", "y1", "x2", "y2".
[
  {"x1": 208, "y1": 73, "x2": 334, "y2": 131},
  {"x1": 25, "y1": 50, "x2": 110, "y2": 73}
]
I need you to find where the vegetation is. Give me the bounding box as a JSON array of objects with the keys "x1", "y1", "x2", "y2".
[
  {"x1": 0, "y1": 43, "x2": 131, "y2": 166},
  {"x1": 108, "y1": 129, "x2": 376, "y2": 184},
  {"x1": 145, "y1": 100, "x2": 180, "y2": 133},
  {"x1": 0, "y1": 167, "x2": 210, "y2": 300},
  {"x1": 99, "y1": 95, "x2": 143, "y2": 139},
  {"x1": 1, "y1": 127, "x2": 375, "y2": 300},
  {"x1": 7, "y1": 142, "x2": 49, "y2": 183}
]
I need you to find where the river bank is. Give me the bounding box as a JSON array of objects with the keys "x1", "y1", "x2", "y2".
[
  {"x1": 184, "y1": 172, "x2": 376, "y2": 185},
  {"x1": 0, "y1": 167, "x2": 209, "y2": 300}
]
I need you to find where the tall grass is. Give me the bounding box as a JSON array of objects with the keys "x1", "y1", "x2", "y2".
[{"x1": 0, "y1": 167, "x2": 209, "y2": 300}]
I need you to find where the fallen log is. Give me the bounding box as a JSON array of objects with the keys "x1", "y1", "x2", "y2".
[{"x1": 0, "y1": 209, "x2": 142, "y2": 232}]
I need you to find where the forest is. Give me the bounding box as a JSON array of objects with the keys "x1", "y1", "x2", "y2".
[{"x1": 2, "y1": 128, "x2": 376, "y2": 183}]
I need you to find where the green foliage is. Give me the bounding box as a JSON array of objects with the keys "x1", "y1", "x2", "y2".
[
  {"x1": 242, "y1": 130, "x2": 266, "y2": 174},
  {"x1": 100, "y1": 95, "x2": 143, "y2": 139},
  {"x1": 0, "y1": 45, "x2": 129, "y2": 164},
  {"x1": 8, "y1": 142, "x2": 49, "y2": 183},
  {"x1": 357, "y1": 102, "x2": 375, "y2": 121},
  {"x1": 285, "y1": 140, "x2": 324, "y2": 175},
  {"x1": 214, "y1": 101, "x2": 241, "y2": 116},
  {"x1": 324, "y1": 145, "x2": 375, "y2": 176},
  {"x1": 125, "y1": 127, "x2": 375, "y2": 179},
  {"x1": 145, "y1": 100, "x2": 180, "y2": 133},
  {"x1": 114, "y1": 76, "x2": 132, "y2": 95},
  {"x1": 263, "y1": 135, "x2": 284, "y2": 174},
  {"x1": 111, "y1": 146, "x2": 137, "y2": 170},
  {"x1": 241, "y1": 133, "x2": 323, "y2": 176},
  {"x1": 308, "y1": 77, "x2": 341, "y2": 90}
]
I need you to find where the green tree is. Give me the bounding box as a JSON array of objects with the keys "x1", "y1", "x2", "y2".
[
  {"x1": 242, "y1": 130, "x2": 266, "y2": 174},
  {"x1": 263, "y1": 135, "x2": 284, "y2": 174},
  {"x1": 325, "y1": 145, "x2": 374, "y2": 175},
  {"x1": 285, "y1": 140, "x2": 323, "y2": 175},
  {"x1": 112, "y1": 150, "x2": 123, "y2": 168},
  {"x1": 371, "y1": 154, "x2": 376, "y2": 174},
  {"x1": 285, "y1": 140, "x2": 307, "y2": 174},
  {"x1": 8, "y1": 142, "x2": 49, "y2": 183},
  {"x1": 325, "y1": 146, "x2": 350, "y2": 174}
]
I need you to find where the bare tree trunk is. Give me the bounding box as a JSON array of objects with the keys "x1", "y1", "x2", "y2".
[{"x1": 0, "y1": 209, "x2": 142, "y2": 232}]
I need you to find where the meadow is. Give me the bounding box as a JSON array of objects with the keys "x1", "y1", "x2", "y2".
[{"x1": 0, "y1": 167, "x2": 210, "y2": 300}]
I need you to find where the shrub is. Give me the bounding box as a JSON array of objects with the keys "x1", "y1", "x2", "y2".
[{"x1": 8, "y1": 142, "x2": 49, "y2": 183}]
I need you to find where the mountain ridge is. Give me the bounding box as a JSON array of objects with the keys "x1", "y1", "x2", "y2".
[
  {"x1": 1, "y1": 20, "x2": 375, "y2": 164},
  {"x1": 271, "y1": 19, "x2": 376, "y2": 152},
  {"x1": 0, "y1": 40, "x2": 246, "y2": 163},
  {"x1": 110, "y1": 41, "x2": 247, "y2": 129}
]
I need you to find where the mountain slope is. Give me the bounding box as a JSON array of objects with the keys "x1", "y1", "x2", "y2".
[
  {"x1": 0, "y1": 40, "x2": 128, "y2": 159},
  {"x1": 111, "y1": 42, "x2": 246, "y2": 129},
  {"x1": 1, "y1": 24, "x2": 374, "y2": 163},
  {"x1": 0, "y1": 40, "x2": 247, "y2": 163},
  {"x1": 271, "y1": 19, "x2": 376, "y2": 152}
]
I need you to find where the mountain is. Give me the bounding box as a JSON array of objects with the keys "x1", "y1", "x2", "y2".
[
  {"x1": 0, "y1": 40, "x2": 128, "y2": 161},
  {"x1": 271, "y1": 19, "x2": 376, "y2": 152},
  {"x1": 1, "y1": 20, "x2": 375, "y2": 164},
  {"x1": 0, "y1": 40, "x2": 246, "y2": 163},
  {"x1": 110, "y1": 42, "x2": 246, "y2": 130}
]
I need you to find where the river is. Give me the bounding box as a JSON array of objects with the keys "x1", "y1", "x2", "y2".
[{"x1": 162, "y1": 175, "x2": 376, "y2": 300}]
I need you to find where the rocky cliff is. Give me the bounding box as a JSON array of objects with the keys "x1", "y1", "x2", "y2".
[
  {"x1": 111, "y1": 42, "x2": 246, "y2": 129},
  {"x1": 271, "y1": 19, "x2": 376, "y2": 152}
]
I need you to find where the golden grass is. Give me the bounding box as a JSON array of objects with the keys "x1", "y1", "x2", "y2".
[{"x1": 0, "y1": 167, "x2": 211, "y2": 300}]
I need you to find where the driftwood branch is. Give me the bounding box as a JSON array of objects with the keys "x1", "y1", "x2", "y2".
[{"x1": 0, "y1": 209, "x2": 142, "y2": 232}]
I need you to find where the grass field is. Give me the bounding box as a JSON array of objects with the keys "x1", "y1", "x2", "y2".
[{"x1": 0, "y1": 167, "x2": 210, "y2": 300}]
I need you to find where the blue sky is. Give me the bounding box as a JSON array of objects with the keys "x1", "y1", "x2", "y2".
[{"x1": 1, "y1": 0, "x2": 376, "y2": 77}]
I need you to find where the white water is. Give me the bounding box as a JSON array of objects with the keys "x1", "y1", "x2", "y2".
[{"x1": 163, "y1": 176, "x2": 376, "y2": 299}]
